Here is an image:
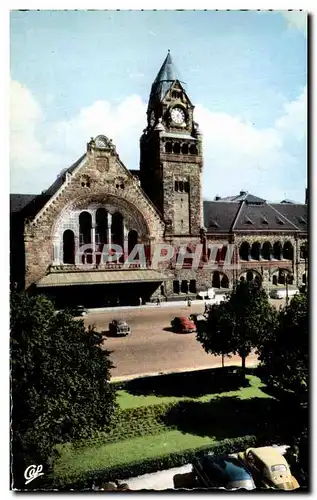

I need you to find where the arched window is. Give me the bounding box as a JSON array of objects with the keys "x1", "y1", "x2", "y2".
[
  {"x1": 184, "y1": 181, "x2": 189, "y2": 193},
  {"x1": 189, "y1": 280, "x2": 196, "y2": 293},
  {"x1": 302, "y1": 273, "x2": 307, "y2": 285},
  {"x1": 174, "y1": 181, "x2": 179, "y2": 192},
  {"x1": 239, "y1": 242, "x2": 250, "y2": 261},
  {"x1": 261, "y1": 241, "x2": 272, "y2": 260},
  {"x1": 179, "y1": 181, "x2": 184, "y2": 192},
  {"x1": 212, "y1": 271, "x2": 220, "y2": 288},
  {"x1": 128, "y1": 230, "x2": 138, "y2": 255},
  {"x1": 79, "y1": 211, "x2": 92, "y2": 245},
  {"x1": 300, "y1": 243, "x2": 308, "y2": 260},
  {"x1": 181, "y1": 280, "x2": 188, "y2": 293},
  {"x1": 181, "y1": 143, "x2": 188, "y2": 154},
  {"x1": 246, "y1": 271, "x2": 254, "y2": 282},
  {"x1": 189, "y1": 144, "x2": 198, "y2": 155},
  {"x1": 250, "y1": 242, "x2": 261, "y2": 260},
  {"x1": 220, "y1": 275, "x2": 229, "y2": 289},
  {"x1": 96, "y1": 208, "x2": 108, "y2": 245},
  {"x1": 272, "y1": 241, "x2": 282, "y2": 260},
  {"x1": 272, "y1": 275, "x2": 278, "y2": 286},
  {"x1": 283, "y1": 241, "x2": 294, "y2": 260},
  {"x1": 165, "y1": 142, "x2": 172, "y2": 153},
  {"x1": 173, "y1": 142, "x2": 181, "y2": 154},
  {"x1": 111, "y1": 212, "x2": 124, "y2": 250},
  {"x1": 173, "y1": 280, "x2": 180, "y2": 294},
  {"x1": 63, "y1": 230, "x2": 75, "y2": 264}
]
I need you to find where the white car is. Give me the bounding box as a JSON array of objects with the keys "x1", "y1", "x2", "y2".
[
  {"x1": 270, "y1": 288, "x2": 299, "y2": 299},
  {"x1": 197, "y1": 288, "x2": 216, "y2": 300}
]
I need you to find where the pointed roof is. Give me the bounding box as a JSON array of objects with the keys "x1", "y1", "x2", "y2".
[{"x1": 149, "y1": 51, "x2": 185, "y2": 106}]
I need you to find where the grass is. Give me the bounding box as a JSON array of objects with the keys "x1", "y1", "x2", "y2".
[
  {"x1": 54, "y1": 430, "x2": 217, "y2": 478},
  {"x1": 116, "y1": 374, "x2": 271, "y2": 409},
  {"x1": 53, "y1": 372, "x2": 276, "y2": 481}
]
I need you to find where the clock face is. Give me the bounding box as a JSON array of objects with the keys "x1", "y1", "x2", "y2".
[
  {"x1": 96, "y1": 137, "x2": 106, "y2": 148},
  {"x1": 171, "y1": 107, "x2": 185, "y2": 125}
]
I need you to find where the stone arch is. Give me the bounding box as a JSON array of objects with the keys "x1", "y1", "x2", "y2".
[
  {"x1": 173, "y1": 142, "x2": 181, "y2": 154},
  {"x1": 111, "y1": 212, "x2": 124, "y2": 248},
  {"x1": 165, "y1": 142, "x2": 172, "y2": 153},
  {"x1": 261, "y1": 241, "x2": 272, "y2": 260},
  {"x1": 239, "y1": 269, "x2": 262, "y2": 286},
  {"x1": 239, "y1": 241, "x2": 250, "y2": 261},
  {"x1": 250, "y1": 241, "x2": 261, "y2": 260},
  {"x1": 96, "y1": 207, "x2": 108, "y2": 245},
  {"x1": 181, "y1": 143, "x2": 189, "y2": 154},
  {"x1": 212, "y1": 271, "x2": 229, "y2": 289},
  {"x1": 272, "y1": 241, "x2": 282, "y2": 260},
  {"x1": 283, "y1": 241, "x2": 294, "y2": 260},
  {"x1": 300, "y1": 243, "x2": 308, "y2": 260},
  {"x1": 189, "y1": 144, "x2": 198, "y2": 155},
  {"x1": 271, "y1": 268, "x2": 293, "y2": 285},
  {"x1": 63, "y1": 230, "x2": 75, "y2": 264}
]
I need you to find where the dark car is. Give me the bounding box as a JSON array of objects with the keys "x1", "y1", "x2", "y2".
[
  {"x1": 192, "y1": 453, "x2": 256, "y2": 490},
  {"x1": 171, "y1": 316, "x2": 196, "y2": 333},
  {"x1": 68, "y1": 305, "x2": 88, "y2": 317},
  {"x1": 109, "y1": 319, "x2": 131, "y2": 336}
]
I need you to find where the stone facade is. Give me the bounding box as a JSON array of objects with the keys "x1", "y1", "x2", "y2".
[{"x1": 10, "y1": 52, "x2": 307, "y2": 303}]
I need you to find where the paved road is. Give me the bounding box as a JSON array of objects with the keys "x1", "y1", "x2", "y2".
[{"x1": 84, "y1": 302, "x2": 260, "y2": 379}]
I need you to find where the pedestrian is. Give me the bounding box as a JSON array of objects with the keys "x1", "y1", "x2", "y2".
[
  {"x1": 187, "y1": 297, "x2": 191, "y2": 307},
  {"x1": 156, "y1": 296, "x2": 161, "y2": 306},
  {"x1": 139, "y1": 297, "x2": 142, "y2": 306}
]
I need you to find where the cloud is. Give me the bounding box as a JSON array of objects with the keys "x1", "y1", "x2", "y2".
[
  {"x1": 281, "y1": 11, "x2": 307, "y2": 36},
  {"x1": 195, "y1": 85, "x2": 307, "y2": 202},
  {"x1": 10, "y1": 78, "x2": 307, "y2": 203}
]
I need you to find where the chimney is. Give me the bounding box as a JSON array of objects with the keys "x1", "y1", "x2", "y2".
[
  {"x1": 215, "y1": 195, "x2": 221, "y2": 201},
  {"x1": 240, "y1": 191, "x2": 247, "y2": 196}
]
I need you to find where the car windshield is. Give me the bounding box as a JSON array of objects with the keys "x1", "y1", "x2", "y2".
[
  {"x1": 201, "y1": 456, "x2": 251, "y2": 481},
  {"x1": 271, "y1": 464, "x2": 287, "y2": 473}
]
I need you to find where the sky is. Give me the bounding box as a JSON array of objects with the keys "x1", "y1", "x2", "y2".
[{"x1": 10, "y1": 10, "x2": 307, "y2": 202}]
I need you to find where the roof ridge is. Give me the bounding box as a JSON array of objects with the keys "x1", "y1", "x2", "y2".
[{"x1": 231, "y1": 200, "x2": 245, "y2": 232}]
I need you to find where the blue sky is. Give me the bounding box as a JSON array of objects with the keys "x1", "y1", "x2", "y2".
[{"x1": 10, "y1": 10, "x2": 307, "y2": 202}]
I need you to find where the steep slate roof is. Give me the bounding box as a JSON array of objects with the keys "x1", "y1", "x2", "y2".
[
  {"x1": 271, "y1": 203, "x2": 308, "y2": 232},
  {"x1": 203, "y1": 201, "x2": 239, "y2": 232},
  {"x1": 148, "y1": 51, "x2": 185, "y2": 107},
  {"x1": 204, "y1": 192, "x2": 307, "y2": 233},
  {"x1": 45, "y1": 154, "x2": 86, "y2": 196},
  {"x1": 10, "y1": 193, "x2": 51, "y2": 217}
]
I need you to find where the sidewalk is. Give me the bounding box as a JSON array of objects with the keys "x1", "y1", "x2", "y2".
[{"x1": 87, "y1": 296, "x2": 226, "y2": 314}]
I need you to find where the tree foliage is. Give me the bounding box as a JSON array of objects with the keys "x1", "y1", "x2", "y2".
[
  {"x1": 11, "y1": 292, "x2": 117, "y2": 488},
  {"x1": 197, "y1": 281, "x2": 278, "y2": 370},
  {"x1": 258, "y1": 292, "x2": 308, "y2": 396}
]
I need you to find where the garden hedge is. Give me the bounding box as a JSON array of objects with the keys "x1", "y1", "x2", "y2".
[{"x1": 49, "y1": 434, "x2": 281, "y2": 490}]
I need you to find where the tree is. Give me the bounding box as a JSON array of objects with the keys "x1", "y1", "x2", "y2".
[
  {"x1": 197, "y1": 281, "x2": 278, "y2": 373},
  {"x1": 258, "y1": 292, "x2": 308, "y2": 396},
  {"x1": 11, "y1": 292, "x2": 117, "y2": 489}
]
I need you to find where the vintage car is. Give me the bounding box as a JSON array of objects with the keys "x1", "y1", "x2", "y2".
[
  {"x1": 67, "y1": 305, "x2": 88, "y2": 317},
  {"x1": 171, "y1": 316, "x2": 196, "y2": 333},
  {"x1": 109, "y1": 319, "x2": 131, "y2": 336},
  {"x1": 238, "y1": 447, "x2": 300, "y2": 490},
  {"x1": 192, "y1": 453, "x2": 256, "y2": 490},
  {"x1": 197, "y1": 288, "x2": 216, "y2": 300},
  {"x1": 270, "y1": 288, "x2": 299, "y2": 299}
]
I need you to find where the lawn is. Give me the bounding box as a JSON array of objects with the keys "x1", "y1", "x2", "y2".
[
  {"x1": 116, "y1": 373, "x2": 271, "y2": 409},
  {"x1": 53, "y1": 370, "x2": 277, "y2": 483}
]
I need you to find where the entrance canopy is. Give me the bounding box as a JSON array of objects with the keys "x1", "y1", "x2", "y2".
[{"x1": 37, "y1": 269, "x2": 170, "y2": 288}]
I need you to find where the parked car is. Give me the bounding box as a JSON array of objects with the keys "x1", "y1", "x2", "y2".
[
  {"x1": 171, "y1": 316, "x2": 196, "y2": 333},
  {"x1": 68, "y1": 305, "x2": 88, "y2": 316},
  {"x1": 197, "y1": 288, "x2": 216, "y2": 300},
  {"x1": 192, "y1": 453, "x2": 256, "y2": 490},
  {"x1": 238, "y1": 447, "x2": 300, "y2": 490},
  {"x1": 109, "y1": 319, "x2": 131, "y2": 336},
  {"x1": 270, "y1": 288, "x2": 299, "y2": 299}
]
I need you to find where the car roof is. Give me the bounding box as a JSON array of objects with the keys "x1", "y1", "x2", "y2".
[
  {"x1": 197, "y1": 454, "x2": 252, "y2": 481},
  {"x1": 248, "y1": 447, "x2": 288, "y2": 466}
]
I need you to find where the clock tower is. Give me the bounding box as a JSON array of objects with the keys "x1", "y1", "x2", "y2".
[{"x1": 140, "y1": 51, "x2": 203, "y2": 236}]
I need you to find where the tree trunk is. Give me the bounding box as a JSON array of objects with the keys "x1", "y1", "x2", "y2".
[{"x1": 241, "y1": 355, "x2": 246, "y2": 378}]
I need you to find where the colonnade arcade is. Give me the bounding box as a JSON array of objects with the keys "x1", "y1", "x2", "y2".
[
  {"x1": 239, "y1": 240, "x2": 294, "y2": 261},
  {"x1": 53, "y1": 206, "x2": 142, "y2": 266}
]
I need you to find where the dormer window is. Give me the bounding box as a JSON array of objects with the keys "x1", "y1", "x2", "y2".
[
  {"x1": 261, "y1": 217, "x2": 269, "y2": 224},
  {"x1": 245, "y1": 217, "x2": 253, "y2": 225},
  {"x1": 297, "y1": 216, "x2": 307, "y2": 224},
  {"x1": 276, "y1": 217, "x2": 284, "y2": 225},
  {"x1": 209, "y1": 219, "x2": 219, "y2": 228}
]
